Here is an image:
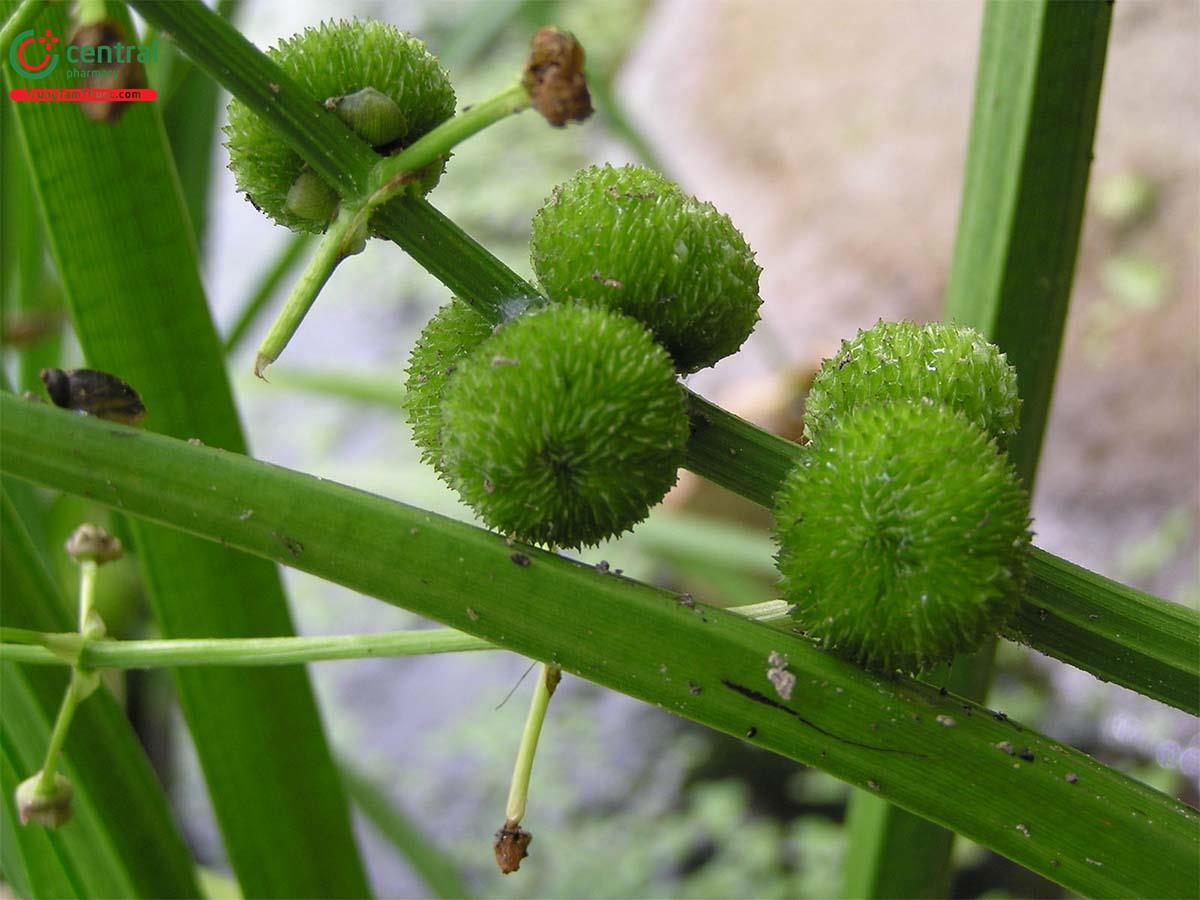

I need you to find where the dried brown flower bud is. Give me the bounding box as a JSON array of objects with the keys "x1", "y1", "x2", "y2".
[
  {"x1": 65, "y1": 523, "x2": 123, "y2": 565},
  {"x1": 40, "y1": 367, "x2": 147, "y2": 425},
  {"x1": 494, "y1": 820, "x2": 533, "y2": 874},
  {"x1": 522, "y1": 27, "x2": 592, "y2": 127}
]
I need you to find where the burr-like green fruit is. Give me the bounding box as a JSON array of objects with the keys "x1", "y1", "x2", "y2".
[
  {"x1": 804, "y1": 320, "x2": 1022, "y2": 449},
  {"x1": 225, "y1": 20, "x2": 456, "y2": 232},
  {"x1": 404, "y1": 297, "x2": 495, "y2": 475},
  {"x1": 530, "y1": 164, "x2": 762, "y2": 373},
  {"x1": 441, "y1": 303, "x2": 688, "y2": 548},
  {"x1": 774, "y1": 404, "x2": 1031, "y2": 675}
]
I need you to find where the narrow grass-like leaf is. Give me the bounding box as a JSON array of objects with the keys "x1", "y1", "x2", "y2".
[
  {"x1": 845, "y1": 2, "x2": 1116, "y2": 892},
  {"x1": 160, "y1": 0, "x2": 238, "y2": 250},
  {"x1": 1, "y1": 489, "x2": 200, "y2": 899},
  {"x1": 945, "y1": 1, "x2": 1112, "y2": 486},
  {"x1": 3, "y1": 2, "x2": 368, "y2": 894},
  {"x1": 3, "y1": 398, "x2": 1198, "y2": 899}
]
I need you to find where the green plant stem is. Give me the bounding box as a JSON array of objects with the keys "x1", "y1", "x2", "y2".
[
  {"x1": 254, "y1": 81, "x2": 531, "y2": 377},
  {"x1": 223, "y1": 233, "x2": 313, "y2": 355},
  {"x1": 35, "y1": 556, "x2": 102, "y2": 795},
  {"x1": 33, "y1": 671, "x2": 84, "y2": 794},
  {"x1": 254, "y1": 207, "x2": 362, "y2": 377},
  {"x1": 0, "y1": 0, "x2": 44, "y2": 52},
  {"x1": 505, "y1": 663, "x2": 559, "y2": 825},
  {"x1": 365, "y1": 81, "x2": 530, "y2": 212},
  {"x1": 3, "y1": 398, "x2": 1195, "y2": 897},
  {"x1": 0, "y1": 604, "x2": 786, "y2": 669},
  {"x1": 1, "y1": 628, "x2": 493, "y2": 668}
]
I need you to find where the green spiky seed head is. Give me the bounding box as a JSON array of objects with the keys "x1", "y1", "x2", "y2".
[
  {"x1": 529, "y1": 164, "x2": 762, "y2": 373},
  {"x1": 225, "y1": 20, "x2": 456, "y2": 233},
  {"x1": 804, "y1": 320, "x2": 1022, "y2": 449},
  {"x1": 440, "y1": 304, "x2": 689, "y2": 548},
  {"x1": 405, "y1": 297, "x2": 495, "y2": 474},
  {"x1": 774, "y1": 404, "x2": 1031, "y2": 674}
]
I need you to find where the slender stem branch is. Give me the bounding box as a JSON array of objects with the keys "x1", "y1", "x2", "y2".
[
  {"x1": 224, "y1": 233, "x2": 313, "y2": 355},
  {"x1": 365, "y1": 81, "x2": 530, "y2": 213},
  {"x1": 2, "y1": 605, "x2": 793, "y2": 671},
  {"x1": 505, "y1": 663, "x2": 559, "y2": 825},
  {"x1": 1, "y1": 628, "x2": 494, "y2": 669},
  {"x1": 35, "y1": 673, "x2": 85, "y2": 793},
  {"x1": 0, "y1": 0, "x2": 46, "y2": 53},
  {"x1": 78, "y1": 559, "x2": 104, "y2": 637},
  {"x1": 254, "y1": 207, "x2": 363, "y2": 378}
]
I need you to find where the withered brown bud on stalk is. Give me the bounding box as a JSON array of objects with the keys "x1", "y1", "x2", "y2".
[
  {"x1": 494, "y1": 820, "x2": 533, "y2": 874},
  {"x1": 69, "y1": 20, "x2": 147, "y2": 124},
  {"x1": 522, "y1": 27, "x2": 593, "y2": 127}
]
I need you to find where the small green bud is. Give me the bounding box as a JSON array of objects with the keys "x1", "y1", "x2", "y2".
[
  {"x1": 530, "y1": 165, "x2": 762, "y2": 373},
  {"x1": 325, "y1": 87, "x2": 408, "y2": 147},
  {"x1": 225, "y1": 19, "x2": 456, "y2": 233},
  {"x1": 15, "y1": 772, "x2": 73, "y2": 829},
  {"x1": 285, "y1": 170, "x2": 339, "y2": 224},
  {"x1": 773, "y1": 404, "x2": 1031, "y2": 675},
  {"x1": 404, "y1": 298, "x2": 496, "y2": 477},
  {"x1": 440, "y1": 304, "x2": 689, "y2": 548},
  {"x1": 803, "y1": 320, "x2": 1022, "y2": 449},
  {"x1": 65, "y1": 524, "x2": 122, "y2": 565}
]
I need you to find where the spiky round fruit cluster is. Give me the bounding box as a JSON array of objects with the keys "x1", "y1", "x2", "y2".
[
  {"x1": 438, "y1": 303, "x2": 688, "y2": 549},
  {"x1": 804, "y1": 320, "x2": 1022, "y2": 448},
  {"x1": 774, "y1": 404, "x2": 1030, "y2": 675},
  {"x1": 529, "y1": 164, "x2": 762, "y2": 373},
  {"x1": 225, "y1": 20, "x2": 456, "y2": 232},
  {"x1": 404, "y1": 298, "x2": 495, "y2": 474}
]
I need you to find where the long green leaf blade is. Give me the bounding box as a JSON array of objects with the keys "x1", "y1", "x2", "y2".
[
  {"x1": 2, "y1": 3, "x2": 368, "y2": 894},
  {"x1": 3, "y1": 397, "x2": 1197, "y2": 899},
  {"x1": 1, "y1": 489, "x2": 200, "y2": 899}
]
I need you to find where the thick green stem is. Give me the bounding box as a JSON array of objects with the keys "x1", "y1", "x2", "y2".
[
  {"x1": 254, "y1": 207, "x2": 362, "y2": 378},
  {"x1": 504, "y1": 663, "x2": 559, "y2": 825},
  {"x1": 2, "y1": 628, "x2": 493, "y2": 668}
]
